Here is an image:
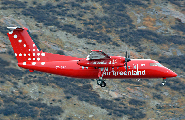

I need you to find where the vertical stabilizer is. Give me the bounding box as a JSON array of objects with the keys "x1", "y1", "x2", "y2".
[
  {"x1": 7, "y1": 27, "x2": 44, "y2": 63},
  {"x1": 7, "y1": 27, "x2": 80, "y2": 65}
]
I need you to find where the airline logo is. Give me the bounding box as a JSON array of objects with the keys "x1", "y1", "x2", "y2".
[{"x1": 102, "y1": 64, "x2": 146, "y2": 76}]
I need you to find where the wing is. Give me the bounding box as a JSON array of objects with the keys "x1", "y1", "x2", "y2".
[{"x1": 86, "y1": 50, "x2": 110, "y2": 60}]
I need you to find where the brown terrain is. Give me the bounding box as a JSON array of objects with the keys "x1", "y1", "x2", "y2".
[{"x1": 0, "y1": 0, "x2": 185, "y2": 119}]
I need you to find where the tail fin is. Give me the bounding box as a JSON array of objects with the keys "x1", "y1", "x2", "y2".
[
  {"x1": 7, "y1": 27, "x2": 79, "y2": 63},
  {"x1": 7, "y1": 27, "x2": 43, "y2": 62}
]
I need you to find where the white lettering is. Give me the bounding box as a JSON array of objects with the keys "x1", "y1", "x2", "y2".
[
  {"x1": 104, "y1": 67, "x2": 108, "y2": 71},
  {"x1": 120, "y1": 71, "x2": 124, "y2": 75},
  {"x1": 128, "y1": 71, "x2": 131, "y2": 75},
  {"x1": 98, "y1": 64, "x2": 146, "y2": 76},
  {"x1": 103, "y1": 72, "x2": 107, "y2": 76},
  {"x1": 142, "y1": 70, "x2": 145, "y2": 75}
]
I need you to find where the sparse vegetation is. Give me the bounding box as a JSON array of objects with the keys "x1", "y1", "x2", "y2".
[
  {"x1": 0, "y1": 0, "x2": 185, "y2": 119},
  {"x1": 1, "y1": 0, "x2": 27, "y2": 9},
  {"x1": 159, "y1": 55, "x2": 185, "y2": 71},
  {"x1": 153, "y1": 93, "x2": 163, "y2": 100},
  {"x1": 129, "y1": 99, "x2": 146, "y2": 106},
  {"x1": 0, "y1": 94, "x2": 63, "y2": 119}
]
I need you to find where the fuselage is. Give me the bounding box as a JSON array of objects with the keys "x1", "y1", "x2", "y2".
[
  {"x1": 18, "y1": 58, "x2": 177, "y2": 79},
  {"x1": 7, "y1": 27, "x2": 177, "y2": 81}
]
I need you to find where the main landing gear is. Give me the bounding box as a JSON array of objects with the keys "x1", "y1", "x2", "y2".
[
  {"x1": 97, "y1": 79, "x2": 106, "y2": 87},
  {"x1": 97, "y1": 68, "x2": 107, "y2": 87}
]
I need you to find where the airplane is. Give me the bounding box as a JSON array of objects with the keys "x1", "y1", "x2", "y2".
[{"x1": 6, "y1": 27, "x2": 177, "y2": 87}]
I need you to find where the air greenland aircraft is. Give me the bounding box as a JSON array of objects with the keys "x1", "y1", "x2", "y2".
[{"x1": 7, "y1": 27, "x2": 177, "y2": 87}]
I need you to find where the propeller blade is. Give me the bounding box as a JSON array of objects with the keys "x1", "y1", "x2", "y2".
[
  {"x1": 125, "y1": 51, "x2": 127, "y2": 58},
  {"x1": 126, "y1": 60, "x2": 127, "y2": 73},
  {"x1": 125, "y1": 51, "x2": 127, "y2": 73}
]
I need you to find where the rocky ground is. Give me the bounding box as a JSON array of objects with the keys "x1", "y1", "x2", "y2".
[{"x1": 0, "y1": 0, "x2": 185, "y2": 119}]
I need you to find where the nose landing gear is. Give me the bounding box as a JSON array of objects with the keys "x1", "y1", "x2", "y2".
[{"x1": 162, "y1": 78, "x2": 166, "y2": 85}]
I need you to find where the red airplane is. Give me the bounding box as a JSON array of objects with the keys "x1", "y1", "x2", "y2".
[{"x1": 7, "y1": 27, "x2": 177, "y2": 87}]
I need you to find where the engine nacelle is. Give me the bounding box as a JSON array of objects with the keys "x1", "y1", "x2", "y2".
[{"x1": 77, "y1": 56, "x2": 125, "y2": 67}]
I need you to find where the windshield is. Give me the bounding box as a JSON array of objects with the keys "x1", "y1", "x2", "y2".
[
  {"x1": 156, "y1": 63, "x2": 163, "y2": 66},
  {"x1": 150, "y1": 63, "x2": 163, "y2": 66}
]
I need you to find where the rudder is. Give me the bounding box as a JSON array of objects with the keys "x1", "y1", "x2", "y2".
[
  {"x1": 7, "y1": 27, "x2": 44, "y2": 63},
  {"x1": 7, "y1": 27, "x2": 80, "y2": 65}
]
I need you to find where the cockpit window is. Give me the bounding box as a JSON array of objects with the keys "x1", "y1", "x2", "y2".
[
  {"x1": 156, "y1": 63, "x2": 163, "y2": 66},
  {"x1": 150, "y1": 63, "x2": 163, "y2": 66},
  {"x1": 150, "y1": 63, "x2": 157, "y2": 66}
]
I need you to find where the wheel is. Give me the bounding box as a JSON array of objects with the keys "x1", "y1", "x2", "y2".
[
  {"x1": 100, "y1": 81, "x2": 106, "y2": 87},
  {"x1": 97, "y1": 79, "x2": 102, "y2": 85}
]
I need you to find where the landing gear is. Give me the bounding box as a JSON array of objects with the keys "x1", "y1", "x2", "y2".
[
  {"x1": 97, "y1": 79, "x2": 102, "y2": 85},
  {"x1": 97, "y1": 67, "x2": 106, "y2": 87},
  {"x1": 97, "y1": 79, "x2": 106, "y2": 87},
  {"x1": 162, "y1": 78, "x2": 166, "y2": 86}
]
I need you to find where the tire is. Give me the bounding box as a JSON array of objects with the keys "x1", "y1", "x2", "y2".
[
  {"x1": 100, "y1": 81, "x2": 106, "y2": 87},
  {"x1": 97, "y1": 79, "x2": 102, "y2": 85}
]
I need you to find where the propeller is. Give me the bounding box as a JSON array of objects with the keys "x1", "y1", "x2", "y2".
[{"x1": 125, "y1": 51, "x2": 131, "y2": 73}]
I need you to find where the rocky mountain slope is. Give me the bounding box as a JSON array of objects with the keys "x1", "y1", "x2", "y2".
[{"x1": 0, "y1": 0, "x2": 184, "y2": 119}]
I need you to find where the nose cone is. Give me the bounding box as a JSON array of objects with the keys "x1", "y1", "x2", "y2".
[
  {"x1": 170, "y1": 71, "x2": 177, "y2": 77},
  {"x1": 166, "y1": 69, "x2": 177, "y2": 77}
]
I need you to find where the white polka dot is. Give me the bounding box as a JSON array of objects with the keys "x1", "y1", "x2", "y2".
[
  {"x1": 33, "y1": 58, "x2": 35, "y2": 60},
  {"x1": 19, "y1": 53, "x2": 22, "y2": 56},
  {"x1": 37, "y1": 58, "x2": 40, "y2": 61},
  {"x1": 15, "y1": 53, "x2": 17, "y2": 56},
  {"x1": 28, "y1": 53, "x2": 30, "y2": 56},
  {"x1": 23, "y1": 44, "x2": 26, "y2": 47},
  {"x1": 41, "y1": 62, "x2": 45, "y2": 65},
  {"x1": 37, "y1": 53, "x2": 40, "y2": 56},
  {"x1": 14, "y1": 34, "x2": 17, "y2": 38},
  {"x1": 24, "y1": 54, "x2": 26, "y2": 56},
  {"x1": 32, "y1": 62, "x2": 36, "y2": 65},
  {"x1": 29, "y1": 49, "x2": 30, "y2": 51},
  {"x1": 33, "y1": 44, "x2": 35, "y2": 47},
  {"x1": 33, "y1": 49, "x2": 35, "y2": 51},
  {"x1": 28, "y1": 58, "x2": 31, "y2": 60},
  {"x1": 18, "y1": 40, "x2": 22, "y2": 43},
  {"x1": 9, "y1": 31, "x2": 13, "y2": 34},
  {"x1": 33, "y1": 53, "x2": 35, "y2": 56},
  {"x1": 41, "y1": 53, "x2": 45, "y2": 56},
  {"x1": 23, "y1": 62, "x2": 26, "y2": 65}
]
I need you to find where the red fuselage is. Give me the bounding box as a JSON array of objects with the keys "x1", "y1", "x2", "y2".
[
  {"x1": 18, "y1": 57, "x2": 177, "y2": 79},
  {"x1": 7, "y1": 27, "x2": 177, "y2": 81}
]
